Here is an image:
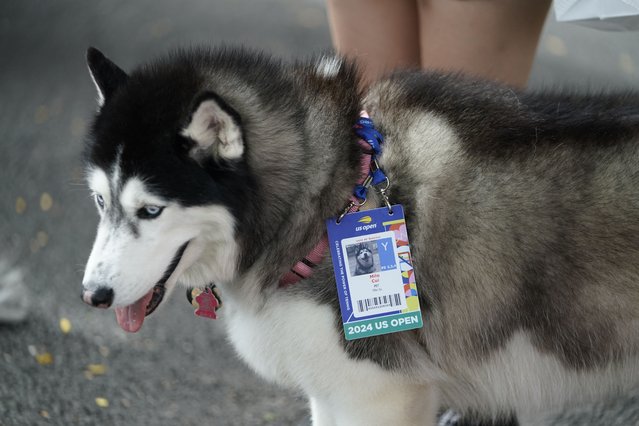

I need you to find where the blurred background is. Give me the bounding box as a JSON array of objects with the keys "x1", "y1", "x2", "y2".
[{"x1": 1, "y1": 1, "x2": 639, "y2": 425}]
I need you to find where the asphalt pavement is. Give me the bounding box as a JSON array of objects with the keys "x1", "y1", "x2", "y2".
[{"x1": 1, "y1": 1, "x2": 639, "y2": 425}]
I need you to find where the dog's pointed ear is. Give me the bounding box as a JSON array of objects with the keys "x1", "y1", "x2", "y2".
[
  {"x1": 86, "y1": 47, "x2": 128, "y2": 106},
  {"x1": 181, "y1": 93, "x2": 244, "y2": 162}
]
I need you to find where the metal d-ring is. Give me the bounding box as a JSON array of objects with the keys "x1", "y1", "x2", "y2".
[{"x1": 352, "y1": 197, "x2": 367, "y2": 207}]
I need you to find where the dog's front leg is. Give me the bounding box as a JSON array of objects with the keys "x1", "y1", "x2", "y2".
[{"x1": 310, "y1": 382, "x2": 439, "y2": 426}]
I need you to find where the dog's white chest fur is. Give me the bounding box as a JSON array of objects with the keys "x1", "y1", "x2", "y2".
[
  {"x1": 224, "y1": 293, "x2": 379, "y2": 390},
  {"x1": 223, "y1": 292, "x2": 439, "y2": 425}
]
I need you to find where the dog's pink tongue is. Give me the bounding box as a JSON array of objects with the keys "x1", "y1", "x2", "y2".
[{"x1": 115, "y1": 291, "x2": 153, "y2": 333}]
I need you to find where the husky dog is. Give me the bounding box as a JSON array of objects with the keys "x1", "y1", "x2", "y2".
[
  {"x1": 81, "y1": 46, "x2": 639, "y2": 425},
  {"x1": 353, "y1": 244, "x2": 375, "y2": 276}
]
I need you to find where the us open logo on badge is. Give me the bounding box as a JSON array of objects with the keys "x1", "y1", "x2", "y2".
[{"x1": 326, "y1": 205, "x2": 423, "y2": 340}]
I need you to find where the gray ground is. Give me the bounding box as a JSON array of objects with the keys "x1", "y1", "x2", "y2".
[{"x1": 1, "y1": 1, "x2": 639, "y2": 425}]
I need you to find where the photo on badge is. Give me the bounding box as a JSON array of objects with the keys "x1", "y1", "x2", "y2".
[
  {"x1": 346, "y1": 242, "x2": 379, "y2": 276},
  {"x1": 341, "y1": 232, "x2": 406, "y2": 318}
]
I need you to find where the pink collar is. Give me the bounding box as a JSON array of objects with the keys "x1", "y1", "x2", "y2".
[{"x1": 279, "y1": 111, "x2": 374, "y2": 286}]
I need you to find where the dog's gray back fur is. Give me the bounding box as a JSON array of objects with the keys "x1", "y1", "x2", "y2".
[
  {"x1": 299, "y1": 68, "x2": 639, "y2": 414},
  {"x1": 358, "y1": 73, "x2": 639, "y2": 366},
  {"x1": 286, "y1": 67, "x2": 639, "y2": 360}
]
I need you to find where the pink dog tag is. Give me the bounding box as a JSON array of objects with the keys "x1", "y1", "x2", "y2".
[{"x1": 191, "y1": 287, "x2": 220, "y2": 319}]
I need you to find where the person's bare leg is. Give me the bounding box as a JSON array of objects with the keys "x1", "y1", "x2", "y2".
[
  {"x1": 418, "y1": 0, "x2": 551, "y2": 87},
  {"x1": 327, "y1": 0, "x2": 420, "y2": 87}
]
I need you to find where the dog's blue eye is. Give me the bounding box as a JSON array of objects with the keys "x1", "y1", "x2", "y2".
[
  {"x1": 138, "y1": 205, "x2": 164, "y2": 219},
  {"x1": 95, "y1": 194, "x2": 105, "y2": 209}
]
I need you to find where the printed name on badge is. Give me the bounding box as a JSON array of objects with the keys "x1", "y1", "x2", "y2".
[{"x1": 326, "y1": 205, "x2": 423, "y2": 340}]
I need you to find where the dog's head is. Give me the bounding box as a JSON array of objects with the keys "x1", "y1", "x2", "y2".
[
  {"x1": 81, "y1": 48, "x2": 259, "y2": 332},
  {"x1": 80, "y1": 47, "x2": 360, "y2": 332},
  {"x1": 356, "y1": 244, "x2": 374, "y2": 269}
]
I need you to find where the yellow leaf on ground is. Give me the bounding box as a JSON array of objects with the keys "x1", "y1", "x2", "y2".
[
  {"x1": 40, "y1": 193, "x2": 53, "y2": 211},
  {"x1": 95, "y1": 397, "x2": 109, "y2": 408},
  {"x1": 35, "y1": 352, "x2": 53, "y2": 365},
  {"x1": 86, "y1": 363, "x2": 107, "y2": 375},
  {"x1": 59, "y1": 318, "x2": 71, "y2": 334}
]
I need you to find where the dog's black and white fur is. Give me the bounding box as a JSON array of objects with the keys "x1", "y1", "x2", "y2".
[{"x1": 81, "y1": 46, "x2": 639, "y2": 425}]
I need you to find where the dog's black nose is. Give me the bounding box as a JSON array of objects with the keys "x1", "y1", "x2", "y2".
[{"x1": 82, "y1": 287, "x2": 114, "y2": 308}]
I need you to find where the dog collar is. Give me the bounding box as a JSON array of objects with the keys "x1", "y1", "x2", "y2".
[{"x1": 279, "y1": 111, "x2": 386, "y2": 286}]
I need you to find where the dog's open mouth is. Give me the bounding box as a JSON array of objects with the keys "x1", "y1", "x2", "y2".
[{"x1": 114, "y1": 242, "x2": 189, "y2": 333}]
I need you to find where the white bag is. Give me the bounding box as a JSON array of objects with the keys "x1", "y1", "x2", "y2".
[{"x1": 554, "y1": 0, "x2": 639, "y2": 31}]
